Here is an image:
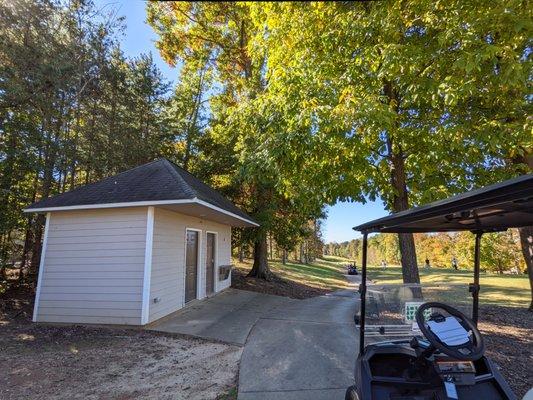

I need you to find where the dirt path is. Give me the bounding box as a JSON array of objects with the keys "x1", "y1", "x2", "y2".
[
  {"x1": 0, "y1": 287, "x2": 241, "y2": 400},
  {"x1": 0, "y1": 322, "x2": 241, "y2": 400}
]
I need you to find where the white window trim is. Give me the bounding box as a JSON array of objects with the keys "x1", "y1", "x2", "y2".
[
  {"x1": 141, "y1": 206, "x2": 155, "y2": 325},
  {"x1": 184, "y1": 228, "x2": 202, "y2": 303},
  {"x1": 33, "y1": 212, "x2": 51, "y2": 322},
  {"x1": 24, "y1": 197, "x2": 259, "y2": 227},
  {"x1": 206, "y1": 230, "x2": 218, "y2": 294}
]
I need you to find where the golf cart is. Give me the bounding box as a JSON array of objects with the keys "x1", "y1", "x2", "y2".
[
  {"x1": 346, "y1": 174, "x2": 533, "y2": 400},
  {"x1": 347, "y1": 263, "x2": 359, "y2": 275}
]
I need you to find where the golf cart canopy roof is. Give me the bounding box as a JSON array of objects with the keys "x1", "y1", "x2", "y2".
[{"x1": 353, "y1": 174, "x2": 533, "y2": 234}]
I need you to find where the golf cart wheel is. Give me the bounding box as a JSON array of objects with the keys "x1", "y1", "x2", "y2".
[{"x1": 345, "y1": 385, "x2": 360, "y2": 400}]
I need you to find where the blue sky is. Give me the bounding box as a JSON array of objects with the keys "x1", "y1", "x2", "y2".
[
  {"x1": 95, "y1": 0, "x2": 389, "y2": 243},
  {"x1": 323, "y1": 200, "x2": 388, "y2": 243},
  {"x1": 95, "y1": 0, "x2": 178, "y2": 82}
]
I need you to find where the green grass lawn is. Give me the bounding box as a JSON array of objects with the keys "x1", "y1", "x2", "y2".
[
  {"x1": 366, "y1": 265, "x2": 530, "y2": 308},
  {"x1": 235, "y1": 256, "x2": 530, "y2": 307},
  {"x1": 270, "y1": 255, "x2": 353, "y2": 291},
  {"x1": 236, "y1": 255, "x2": 352, "y2": 292}
]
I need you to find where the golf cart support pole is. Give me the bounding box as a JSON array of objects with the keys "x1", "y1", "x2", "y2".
[
  {"x1": 471, "y1": 231, "x2": 483, "y2": 326},
  {"x1": 359, "y1": 232, "x2": 368, "y2": 355}
]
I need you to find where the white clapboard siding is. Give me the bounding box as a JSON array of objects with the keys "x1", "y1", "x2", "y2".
[
  {"x1": 43, "y1": 248, "x2": 146, "y2": 258},
  {"x1": 38, "y1": 308, "x2": 141, "y2": 317},
  {"x1": 41, "y1": 278, "x2": 142, "y2": 287},
  {"x1": 147, "y1": 208, "x2": 232, "y2": 323},
  {"x1": 47, "y1": 241, "x2": 145, "y2": 250},
  {"x1": 40, "y1": 285, "x2": 142, "y2": 294},
  {"x1": 44, "y1": 271, "x2": 144, "y2": 279},
  {"x1": 45, "y1": 263, "x2": 143, "y2": 273},
  {"x1": 47, "y1": 220, "x2": 147, "y2": 231},
  {"x1": 39, "y1": 300, "x2": 142, "y2": 309},
  {"x1": 35, "y1": 207, "x2": 147, "y2": 325},
  {"x1": 47, "y1": 234, "x2": 145, "y2": 245},
  {"x1": 46, "y1": 229, "x2": 146, "y2": 240},
  {"x1": 36, "y1": 315, "x2": 141, "y2": 324},
  {"x1": 39, "y1": 292, "x2": 140, "y2": 302},
  {"x1": 43, "y1": 256, "x2": 144, "y2": 265}
]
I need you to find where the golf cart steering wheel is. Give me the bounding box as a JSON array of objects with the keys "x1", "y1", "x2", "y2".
[{"x1": 415, "y1": 302, "x2": 485, "y2": 361}]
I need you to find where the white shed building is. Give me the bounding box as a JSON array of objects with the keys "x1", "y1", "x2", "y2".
[{"x1": 25, "y1": 159, "x2": 258, "y2": 326}]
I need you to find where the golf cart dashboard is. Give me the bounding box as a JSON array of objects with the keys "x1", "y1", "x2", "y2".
[
  {"x1": 361, "y1": 342, "x2": 507, "y2": 400},
  {"x1": 434, "y1": 359, "x2": 476, "y2": 386},
  {"x1": 367, "y1": 345, "x2": 485, "y2": 380}
]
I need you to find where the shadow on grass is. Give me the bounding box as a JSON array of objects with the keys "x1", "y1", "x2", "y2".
[
  {"x1": 232, "y1": 257, "x2": 351, "y2": 298},
  {"x1": 231, "y1": 266, "x2": 332, "y2": 299}
]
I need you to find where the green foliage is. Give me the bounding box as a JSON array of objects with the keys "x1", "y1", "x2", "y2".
[
  {"x1": 327, "y1": 230, "x2": 525, "y2": 272},
  {"x1": 324, "y1": 239, "x2": 362, "y2": 261},
  {"x1": 163, "y1": 61, "x2": 213, "y2": 170},
  {"x1": 0, "y1": 0, "x2": 171, "y2": 270},
  {"x1": 2, "y1": 0, "x2": 531, "y2": 288},
  {"x1": 481, "y1": 230, "x2": 524, "y2": 274},
  {"x1": 246, "y1": 1, "x2": 531, "y2": 206},
  {"x1": 148, "y1": 1, "x2": 532, "y2": 278},
  {"x1": 147, "y1": 2, "x2": 328, "y2": 271}
]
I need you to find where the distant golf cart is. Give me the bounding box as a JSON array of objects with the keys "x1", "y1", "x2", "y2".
[
  {"x1": 347, "y1": 263, "x2": 359, "y2": 275},
  {"x1": 346, "y1": 174, "x2": 533, "y2": 400}
]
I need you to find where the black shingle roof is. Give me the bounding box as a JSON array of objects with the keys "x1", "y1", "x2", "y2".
[{"x1": 26, "y1": 159, "x2": 257, "y2": 225}]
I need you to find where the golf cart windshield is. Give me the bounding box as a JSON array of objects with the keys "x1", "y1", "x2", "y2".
[
  {"x1": 363, "y1": 283, "x2": 471, "y2": 344},
  {"x1": 352, "y1": 174, "x2": 533, "y2": 354}
]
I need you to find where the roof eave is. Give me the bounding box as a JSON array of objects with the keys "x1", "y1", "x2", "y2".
[{"x1": 24, "y1": 198, "x2": 259, "y2": 228}]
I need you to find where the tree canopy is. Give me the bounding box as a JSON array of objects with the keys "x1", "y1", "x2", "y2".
[
  {"x1": 242, "y1": 1, "x2": 532, "y2": 281},
  {"x1": 1, "y1": 0, "x2": 531, "y2": 302},
  {"x1": 147, "y1": 2, "x2": 330, "y2": 278}
]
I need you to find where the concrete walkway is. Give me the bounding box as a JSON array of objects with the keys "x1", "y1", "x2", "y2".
[
  {"x1": 238, "y1": 289, "x2": 359, "y2": 400},
  {"x1": 149, "y1": 275, "x2": 360, "y2": 400},
  {"x1": 148, "y1": 289, "x2": 296, "y2": 345}
]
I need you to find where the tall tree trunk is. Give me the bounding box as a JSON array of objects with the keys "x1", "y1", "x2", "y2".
[
  {"x1": 388, "y1": 139, "x2": 419, "y2": 283},
  {"x1": 0, "y1": 235, "x2": 7, "y2": 282},
  {"x1": 282, "y1": 249, "x2": 287, "y2": 265},
  {"x1": 268, "y1": 232, "x2": 273, "y2": 261},
  {"x1": 30, "y1": 119, "x2": 57, "y2": 283},
  {"x1": 183, "y1": 68, "x2": 205, "y2": 171},
  {"x1": 18, "y1": 220, "x2": 33, "y2": 283},
  {"x1": 238, "y1": 244, "x2": 244, "y2": 262},
  {"x1": 30, "y1": 215, "x2": 44, "y2": 279},
  {"x1": 248, "y1": 235, "x2": 272, "y2": 280},
  {"x1": 383, "y1": 80, "x2": 419, "y2": 283},
  {"x1": 518, "y1": 226, "x2": 533, "y2": 311}
]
